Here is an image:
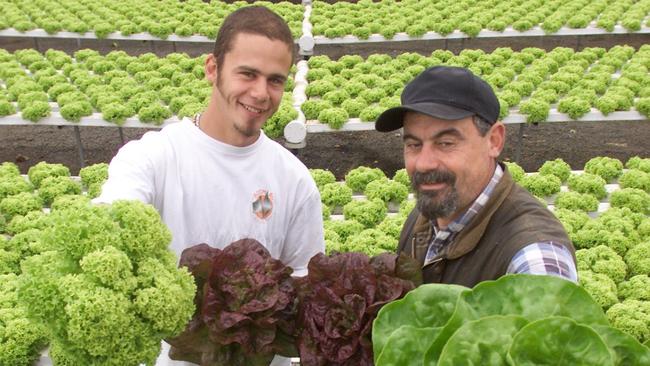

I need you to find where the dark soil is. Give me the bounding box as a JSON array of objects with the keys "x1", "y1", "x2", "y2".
[
  {"x1": 1, "y1": 34, "x2": 648, "y2": 178},
  {"x1": 1, "y1": 120, "x2": 648, "y2": 180}
]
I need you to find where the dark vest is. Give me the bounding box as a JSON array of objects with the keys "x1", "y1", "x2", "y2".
[{"x1": 397, "y1": 166, "x2": 574, "y2": 288}]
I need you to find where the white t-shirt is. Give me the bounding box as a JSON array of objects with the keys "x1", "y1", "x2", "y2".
[{"x1": 95, "y1": 118, "x2": 324, "y2": 365}]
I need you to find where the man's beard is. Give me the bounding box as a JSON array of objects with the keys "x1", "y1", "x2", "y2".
[
  {"x1": 215, "y1": 76, "x2": 260, "y2": 138},
  {"x1": 412, "y1": 169, "x2": 459, "y2": 220}
]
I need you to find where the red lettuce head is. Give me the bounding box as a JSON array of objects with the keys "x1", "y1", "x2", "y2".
[
  {"x1": 167, "y1": 239, "x2": 298, "y2": 365},
  {"x1": 202, "y1": 238, "x2": 297, "y2": 355},
  {"x1": 296, "y1": 252, "x2": 420, "y2": 366}
]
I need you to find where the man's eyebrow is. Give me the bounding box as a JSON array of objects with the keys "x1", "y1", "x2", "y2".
[
  {"x1": 433, "y1": 127, "x2": 464, "y2": 139},
  {"x1": 403, "y1": 127, "x2": 464, "y2": 141},
  {"x1": 402, "y1": 132, "x2": 420, "y2": 141},
  {"x1": 235, "y1": 65, "x2": 287, "y2": 81}
]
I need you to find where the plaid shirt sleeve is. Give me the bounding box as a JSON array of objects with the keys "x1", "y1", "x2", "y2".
[{"x1": 506, "y1": 242, "x2": 578, "y2": 283}]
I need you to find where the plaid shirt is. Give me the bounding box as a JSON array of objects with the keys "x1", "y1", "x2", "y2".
[{"x1": 423, "y1": 164, "x2": 578, "y2": 283}]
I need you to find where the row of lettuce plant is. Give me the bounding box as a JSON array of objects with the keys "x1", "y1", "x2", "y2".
[
  {"x1": 311, "y1": 156, "x2": 649, "y2": 256},
  {"x1": 0, "y1": 155, "x2": 647, "y2": 260},
  {"x1": 1, "y1": 0, "x2": 304, "y2": 39},
  {"x1": 311, "y1": 0, "x2": 650, "y2": 39},
  {"x1": 0, "y1": 48, "x2": 298, "y2": 137},
  {"x1": 301, "y1": 45, "x2": 650, "y2": 128},
  {"x1": 3, "y1": 0, "x2": 648, "y2": 40},
  {"x1": 2, "y1": 46, "x2": 649, "y2": 130}
]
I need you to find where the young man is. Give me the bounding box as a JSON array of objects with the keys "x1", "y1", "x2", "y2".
[
  {"x1": 375, "y1": 66, "x2": 577, "y2": 287},
  {"x1": 96, "y1": 7, "x2": 324, "y2": 365}
]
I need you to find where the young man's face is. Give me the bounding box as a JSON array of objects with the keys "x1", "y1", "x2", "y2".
[
  {"x1": 206, "y1": 32, "x2": 292, "y2": 146},
  {"x1": 402, "y1": 112, "x2": 504, "y2": 226}
]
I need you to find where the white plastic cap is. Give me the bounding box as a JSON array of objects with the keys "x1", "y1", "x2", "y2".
[
  {"x1": 284, "y1": 120, "x2": 307, "y2": 144},
  {"x1": 298, "y1": 35, "x2": 315, "y2": 54}
]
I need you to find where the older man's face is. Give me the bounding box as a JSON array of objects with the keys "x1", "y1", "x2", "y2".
[{"x1": 402, "y1": 112, "x2": 504, "y2": 225}]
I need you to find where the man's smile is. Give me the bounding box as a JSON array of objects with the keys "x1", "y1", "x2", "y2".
[{"x1": 239, "y1": 101, "x2": 267, "y2": 114}]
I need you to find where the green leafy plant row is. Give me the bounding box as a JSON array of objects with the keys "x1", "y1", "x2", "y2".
[
  {"x1": 0, "y1": 48, "x2": 297, "y2": 137},
  {"x1": 1, "y1": 0, "x2": 304, "y2": 39},
  {"x1": 311, "y1": 0, "x2": 650, "y2": 39},
  {"x1": 311, "y1": 156, "x2": 649, "y2": 257},
  {"x1": 301, "y1": 45, "x2": 650, "y2": 127}
]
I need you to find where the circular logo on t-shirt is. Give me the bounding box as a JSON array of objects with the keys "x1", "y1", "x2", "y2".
[{"x1": 252, "y1": 190, "x2": 274, "y2": 220}]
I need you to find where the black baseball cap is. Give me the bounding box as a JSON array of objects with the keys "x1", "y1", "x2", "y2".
[{"x1": 375, "y1": 66, "x2": 500, "y2": 132}]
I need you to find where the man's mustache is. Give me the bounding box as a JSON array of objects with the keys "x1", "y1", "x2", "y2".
[{"x1": 412, "y1": 170, "x2": 456, "y2": 188}]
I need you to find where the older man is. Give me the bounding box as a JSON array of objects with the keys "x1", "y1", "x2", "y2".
[{"x1": 375, "y1": 66, "x2": 577, "y2": 287}]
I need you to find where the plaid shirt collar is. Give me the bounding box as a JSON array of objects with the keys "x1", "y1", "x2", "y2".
[{"x1": 424, "y1": 163, "x2": 504, "y2": 266}]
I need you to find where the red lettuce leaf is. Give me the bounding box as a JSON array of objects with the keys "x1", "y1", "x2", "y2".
[
  {"x1": 202, "y1": 239, "x2": 297, "y2": 357},
  {"x1": 296, "y1": 252, "x2": 418, "y2": 365},
  {"x1": 179, "y1": 243, "x2": 223, "y2": 278},
  {"x1": 167, "y1": 240, "x2": 298, "y2": 365}
]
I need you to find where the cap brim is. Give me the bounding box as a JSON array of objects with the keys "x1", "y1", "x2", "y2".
[{"x1": 375, "y1": 102, "x2": 474, "y2": 132}]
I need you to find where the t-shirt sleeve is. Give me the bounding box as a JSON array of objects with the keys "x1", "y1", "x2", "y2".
[
  {"x1": 93, "y1": 137, "x2": 158, "y2": 205},
  {"x1": 280, "y1": 189, "x2": 325, "y2": 277}
]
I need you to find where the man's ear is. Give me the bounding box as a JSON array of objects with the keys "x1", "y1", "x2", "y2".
[
  {"x1": 487, "y1": 122, "x2": 505, "y2": 159},
  {"x1": 205, "y1": 54, "x2": 217, "y2": 84}
]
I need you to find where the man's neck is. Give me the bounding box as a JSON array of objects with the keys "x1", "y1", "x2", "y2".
[{"x1": 435, "y1": 216, "x2": 455, "y2": 231}]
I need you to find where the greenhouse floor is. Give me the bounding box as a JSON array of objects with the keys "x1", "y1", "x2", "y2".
[{"x1": 1, "y1": 119, "x2": 647, "y2": 178}]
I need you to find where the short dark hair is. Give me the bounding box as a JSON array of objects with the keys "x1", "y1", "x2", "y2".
[
  {"x1": 213, "y1": 6, "x2": 295, "y2": 70},
  {"x1": 473, "y1": 115, "x2": 492, "y2": 136}
]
